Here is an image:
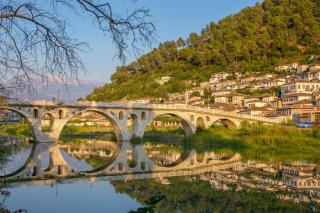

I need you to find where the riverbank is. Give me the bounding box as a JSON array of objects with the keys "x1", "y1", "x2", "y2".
[{"x1": 185, "y1": 123, "x2": 320, "y2": 163}]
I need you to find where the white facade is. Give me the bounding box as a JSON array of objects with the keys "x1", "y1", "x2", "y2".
[
  {"x1": 281, "y1": 81, "x2": 320, "y2": 95},
  {"x1": 281, "y1": 93, "x2": 312, "y2": 105},
  {"x1": 214, "y1": 96, "x2": 229, "y2": 104},
  {"x1": 209, "y1": 72, "x2": 230, "y2": 83},
  {"x1": 244, "y1": 100, "x2": 268, "y2": 108},
  {"x1": 212, "y1": 89, "x2": 232, "y2": 97},
  {"x1": 156, "y1": 76, "x2": 172, "y2": 85},
  {"x1": 259, "y1": 95, "x2": 278, "y2": 103},
  {"x1": 296, "y1": 65, "x2": 309, "y2": 73}
]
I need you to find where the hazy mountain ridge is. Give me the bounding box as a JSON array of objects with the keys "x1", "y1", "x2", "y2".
[{"x1": 14, "y1": 76, "x2": 103, "y2": 101}]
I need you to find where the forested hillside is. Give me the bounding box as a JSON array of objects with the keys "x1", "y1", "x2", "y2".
[{"x1": 87, "y1": 0, "x2": 320, "y2": 101}]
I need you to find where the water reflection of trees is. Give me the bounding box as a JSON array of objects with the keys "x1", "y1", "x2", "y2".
[
  {"x1": 113, "y1": 177, "x2": 317, "y2": 213},
  {"x1": 0, "y1": 140, "x2": 13, "y2": 167},
  {"x1": 0, "y1": 139, "x2": 13, "y2": 212},
  {"x1": 0, "y1": 138, "x2": 33, "y2": 177},
  {"x1": 0, "y1": 139, "x2": 28, "y2": 213}
]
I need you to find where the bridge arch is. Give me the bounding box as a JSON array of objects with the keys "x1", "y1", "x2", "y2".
[
  {"x1": 211, "y1": 118, "x2": 239, "y2": 129},
  {"x1": 126, "y1": 113, "x2": 139, "y2": 136},
  {"x1": 118, "y1": 111, "x2": 124, "y2": 120},
  {"x1": 40, "y1": 113, "x2": 55, "y2": 132},
  {"x1": 141, "y1": 112, "x2": 195, "y2": 138},
  {"x1": 196, "y1": 117, "x2": 205, "y2": 128},
  {"x1": 141, "y1": 111, "x2": 146, "y2": 120},
  {"x1": 59, "y1": 109, "x2": 123, "y2": 141},
  {"x1": 0, "y1": 143, "x2": 38, "y2": 178},
  {"x1": 58, "y1": 109, "x2": 64, "y2": 119},
  {"x1": 0, "y1": 107, "x2": 38, "y2": 177},
  {"x1": 0, "y1": 107, "x2": 36, "y2": 139},
  {"x1": 33, "y1": 108, "x2": 39, "y2": 119}
]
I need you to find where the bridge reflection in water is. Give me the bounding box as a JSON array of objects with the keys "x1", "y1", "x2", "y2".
[
  {"x1": 0, "y1": 139, "x2": 241, "y2": 183},
  {"x1": 3, "y1": 138, "x2": 320, "y2": 212}
]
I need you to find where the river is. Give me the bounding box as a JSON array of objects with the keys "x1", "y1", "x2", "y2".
[{"x1": 0, "y1": 135, "x2": 320, "y2": 213}]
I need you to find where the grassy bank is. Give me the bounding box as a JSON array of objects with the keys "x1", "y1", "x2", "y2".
[
  {"x1": 60, "y1": 125, "x2": 115, "y2": 135},
  {"x1": 0, "y1": 122, "x2": 116, "y2": 140},
  {"x1": 144, "y1": 125, "x2": 185, "y2": 135},
  {"x1": 185, "y1": 123, "x2": 320, "y2": 163},
  {"x1": 0, "y1": 120, "x2": 31, "y2": 139},
  {"x1": 59, "y1": 125, "x2": 116, "y2": 141}
]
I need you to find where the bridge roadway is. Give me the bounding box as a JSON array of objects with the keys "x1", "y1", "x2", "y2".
[
  {"x1": 2, "y1": 100, "x2": 284, "y2": 143},
  {"x1": 2, "y1": 141, "x2": 242, "y2": 182}
]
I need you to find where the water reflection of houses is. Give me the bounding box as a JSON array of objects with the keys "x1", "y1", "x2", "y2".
[
  {"x1": 282, "y1": 162, "x2": 320, "y2": 189},
  {"x1": 201, "y1": 160, "x2": 320, "y2": 204},
  {"x1": 59, "y1": 140, "x2": 117, "y2": 158},
  {"x1": 144, "y1": 144, "x2": 182, "y2": 166},
  {"x1": 245, "y1": 160, "x2": 281, "y2": 175}
]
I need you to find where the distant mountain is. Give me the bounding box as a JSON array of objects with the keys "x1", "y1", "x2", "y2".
[
  {"x1": 13, "y1": 75, "x2": 104, "y2": 101},
  {"x1": 87, "y1": 0, "x2": 320, "y2": 102}
]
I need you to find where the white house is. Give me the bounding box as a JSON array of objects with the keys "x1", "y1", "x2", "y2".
[
  {"x1": 244, "y1": 99, "x2": 268, "y2": 108},
  {"x1": 281, "y1": 93, "x2": 313, "y2": 105},
  {"x1": 156, "y1": 76, "x2": 172, "y2": 85},
  {"x1": 281, "y1": 81, "x2": 320, "y2": 95},
  {"x1": 209, "y1": 72, "x2": 230, "y2": 83}
]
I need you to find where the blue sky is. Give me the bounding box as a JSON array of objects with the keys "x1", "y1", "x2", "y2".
[{"x1": 71, "y1": 0, "x2": 262, "y2": 82}]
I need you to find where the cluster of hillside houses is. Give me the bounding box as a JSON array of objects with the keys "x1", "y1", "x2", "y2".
[{"x1": 156, "y1": 64, "x2": 320, "y2": 125}]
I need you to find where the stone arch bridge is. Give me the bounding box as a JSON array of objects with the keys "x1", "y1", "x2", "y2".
[{"x1": 2, "y1": 100, "x2": 283, "y2": 143}]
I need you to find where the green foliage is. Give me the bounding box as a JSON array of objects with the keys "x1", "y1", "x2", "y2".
[
  {"x1": 0, "y1": 120, "x2": 32, "y2": 139},
  {"x1": 0, "y1": 141, "x2": 15, "y2": 167},
  {"x1": 87, "y1": 0, "x2": 320, "y2": 101},
  {"x1": 41, "y1": 126, "x2": 51, "y2": 132},
  {"x1": 130, "y1": 136, "x2": 143, "y2": 144},
  {"x1": 191, "y1": 91, "x2": 201, "y2": 97},
  {"x1": 144, "y1": 125, "x2": 185, "y2": 136},
  {"x1": 59, "y1": 125, "x2": 116, "y2": 140}
]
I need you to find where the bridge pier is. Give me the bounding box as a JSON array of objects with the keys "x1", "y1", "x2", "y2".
[{"x1": 30, "y1": 119, "x2": 67, "y2": 143}]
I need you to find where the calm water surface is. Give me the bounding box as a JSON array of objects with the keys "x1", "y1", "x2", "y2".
[
  {"x1": 6, "y1": 180, "x2": 141, "y2": 213},
  {"x1": 1, "y1": 136, "x2": 320, "y2": 213}
]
